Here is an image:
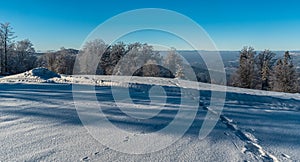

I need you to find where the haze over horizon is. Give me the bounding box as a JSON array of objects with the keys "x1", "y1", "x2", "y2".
[{"x1": 1, "y1": 0, "x2": 300, "y2": 51}]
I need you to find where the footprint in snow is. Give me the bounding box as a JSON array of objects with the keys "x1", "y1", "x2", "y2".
[
  {"x1": 123, "y1": 136, "x2": 129, "y2": 142},
  {"x1": 282, "y1": 153, "x2": 290, "y2": 159},
  {"x1": 82, "y1": 156, "x2": 90, "y2": 161}
]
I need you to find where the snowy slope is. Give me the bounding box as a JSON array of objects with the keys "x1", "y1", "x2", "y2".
[{"x1": 0, "y1": 68, "x2": 299, "y2": 161}]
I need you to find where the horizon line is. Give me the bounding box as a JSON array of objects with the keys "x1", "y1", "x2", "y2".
[{"x1": 36, "y1": 48, "x2": 300, "y2": 53}]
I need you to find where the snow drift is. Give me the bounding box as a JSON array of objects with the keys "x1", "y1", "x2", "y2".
[{"x1": 0, "y1": 67, "x2": 61, "y2": 83}]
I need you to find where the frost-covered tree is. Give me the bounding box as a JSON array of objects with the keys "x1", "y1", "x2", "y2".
[
  {"x1": 9, "y1": 39, "x2": 36, "y2": 73},
  {"x1": 163, "y1": 48, "x2": 185, "y2": 79},
  {"x1": 232, "y1": 46, "x2": 256, "y2": 88},
  {"x1": 140, "y1": 59, "x2": 160, "y2": 77},
  {"x1": 0, "y1": 22, "x2": 16, "y2": 74},
  {"x1": 101, "y1": 42, "x2": 126, "y2": 75},
  {"x1": 272, "y1": 51, "x2": 298, "y2": 93},
  {"x1": 78, "y1": 39, "x2": 108, "y2": 74},
  {"x1": 0, "y1": 34, "x2": 2, "y2": 73},
  {"x1": 38, "y1": 48, "x2": 77, "y2": 74},
  {"x1": 39, "y1": 52, "x2": 56, "y2": 71},
  {"x1": 114, "y1": 43, "x2": 161, "y2": 76},
  {"x1": 175, "y1": 62, "x2": 185, "y2": 79},
  {"x1": 255, "y1": 50, "x2": 276, "y2": 90},
  {"x1": 53, "y1": 48, "x2": 76, "y2": 74}
]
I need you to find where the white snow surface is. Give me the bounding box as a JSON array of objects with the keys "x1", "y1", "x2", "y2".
[{"x1": 0, "y1": 68, "x2": 299, "y2": 161}]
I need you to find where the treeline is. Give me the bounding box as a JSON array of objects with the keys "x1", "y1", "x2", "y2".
[
  {"x1": 0, "y1": 23, "x2": 77, "y2": 75},
  {"x1": 230, "y1": 46, "x2": 299, "y2": 93},
  {"x1": 0, "y1": 23, "x2": 186, "y2": 79},
  {"x1": 75, "y1": 39, "x2": 185, "y2": 79},
  {"x1": 38, "y1": 48, "x2": 77, "y2": 75},
  {"x1": 0, "y1": 23, "x2": 37, "y2": 74}
]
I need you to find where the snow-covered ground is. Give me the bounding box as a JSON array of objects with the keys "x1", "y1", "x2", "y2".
[{"x1": 0, "y1": 68, "x2": 299, "y2": 161}]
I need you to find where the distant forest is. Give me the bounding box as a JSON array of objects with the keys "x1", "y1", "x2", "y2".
[{"x1": 0, "y1": 23, "x2": 299, "y2": 93}]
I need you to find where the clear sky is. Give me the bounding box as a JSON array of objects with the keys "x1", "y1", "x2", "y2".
[{"x1": 0, "y1": 0, "x2": 299, "y2": 51}]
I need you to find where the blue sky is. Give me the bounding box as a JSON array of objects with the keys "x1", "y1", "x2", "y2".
[{"x1": 0, "y1": 0, "x2": 299, "y2": 51}]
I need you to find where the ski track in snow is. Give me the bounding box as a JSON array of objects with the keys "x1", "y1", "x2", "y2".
[{"x1": 0, "y1": 68, "x2": 299, "y2": 161}]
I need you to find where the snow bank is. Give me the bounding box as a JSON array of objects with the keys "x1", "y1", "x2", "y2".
[
  {"x1": 0, "y1": 67, "x2": 61, "y2": 83},
  {"x1": 28, "y1": 67, "x2": 60, "y2": 80}
]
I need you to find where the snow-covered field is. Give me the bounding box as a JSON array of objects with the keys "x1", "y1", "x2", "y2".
[{"x1": 0, "y1": 68, "x2": 300, "y2": 161}]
